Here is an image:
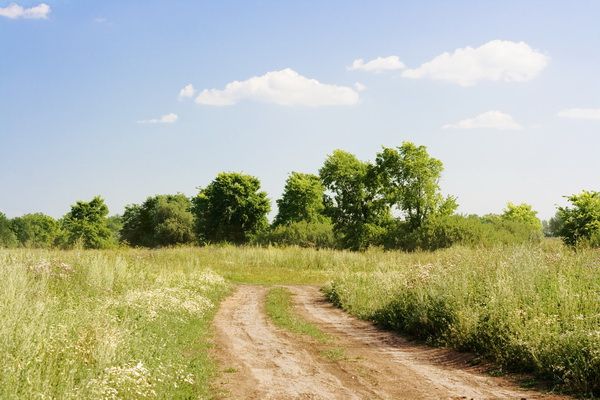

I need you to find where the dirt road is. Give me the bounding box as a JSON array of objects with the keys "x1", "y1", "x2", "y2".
[{"x1": 212, "y1": 285, "x2": 564, "y2": 399}]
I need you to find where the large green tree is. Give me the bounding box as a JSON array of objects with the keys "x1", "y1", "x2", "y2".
[
  {"x1": 320, "y1": 150, "x2": 389, "y2": 250},
  {"x1": 60, "y1": 196, "x2": 113, "y2": 249},
  {"x1": 273, "y1": 172, "x2": 327, "y2": 226},
  {"x1": 374, "y1": 142, "x2": 457, "y2": 230},
  {"x1": 192, "y1": 172, "x2": 271, "y2": 244},
  {"x1": 0, "y1": 212, "x2": 17, "y2": 248},
  {"x1": 10, "y1": 213, "x2": 60, "y2": 248},
  {"x1": 557, "y1": 190, "x2": 600, "y2": 247},
  {"x1": 121, "y1": 194, "x2": 195, "y2": 247}
]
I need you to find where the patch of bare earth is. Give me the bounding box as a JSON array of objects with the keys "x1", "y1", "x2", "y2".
[{"x1": 212, "y1": 285, "x2": 568, "y2": 399}]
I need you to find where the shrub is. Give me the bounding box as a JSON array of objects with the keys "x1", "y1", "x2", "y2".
[
  {"x1": 0, "y1": 212, "x2": 17, "y2": 248},
  {"x1": 253, "y1": 220, "x2": 336, "y2": 249},
  {"x1": 557, "y1": 191, "x2": 600, "y2": 248},
  {"x1": 10, "y1": 213, "x2": 60, "y2": 248}
]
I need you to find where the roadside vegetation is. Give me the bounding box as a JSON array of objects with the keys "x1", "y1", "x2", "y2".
[
  {"x1": 323, "y1": 243, "x2": 600, "y2": 396},
  {"x1": 0, "y1": 248, "x2": 229, "y2": 399},
  {"x1": 1, "y1": 141, "x2": 599, "y2": 397},
  {"x1": 266, "y1": 287, "x2": 330, "y2": 343}
]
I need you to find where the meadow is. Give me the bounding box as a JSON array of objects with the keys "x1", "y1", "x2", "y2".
[{"x1": 1, "y1": 242, "x2": 599, "y2": 397}]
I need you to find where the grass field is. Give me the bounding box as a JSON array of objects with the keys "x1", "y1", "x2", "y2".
[{"x1": 1, "y1": 242, "x2": 599, "y2": 397}]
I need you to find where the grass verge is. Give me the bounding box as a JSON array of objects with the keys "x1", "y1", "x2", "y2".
[
  {"x1": 323, "y1": 244, "x2": 600, "y2": 396},
  {"x1": 0, "y1": 249, "x2": 230, "y2": 399},
  {"x1": 265, "y1": 286, "x2": 330, "y2": 343}
]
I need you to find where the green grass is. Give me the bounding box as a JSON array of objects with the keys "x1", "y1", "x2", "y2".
[
  {"x1": 322, "y1": 242, "x2": 600, "y2": 396},
  {"x1": 265, "y1": 286, "x2": 330, "y2": 343},
  {"x1": 0, "y1": 248, "x2": 230, "y2": 399},
  {"x1": 1, "y1": 242, "x2": 599, "y2": 397}
]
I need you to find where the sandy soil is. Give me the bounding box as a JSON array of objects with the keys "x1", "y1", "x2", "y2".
[{"x1": 212, "y1": 285, "x2": 566, "y2": 399}]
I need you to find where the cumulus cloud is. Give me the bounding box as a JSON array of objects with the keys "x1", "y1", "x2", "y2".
[
  {"x1": 137, "y1": 113, "x2": 178, "y2": 124},
  {"x1": 443, "y1": 111, "x2": 522, "y2": 130},
  {"x1": 348, "y1": 56, "x2": 406, "y2": 73},
  {"x1": 354, "y1": 82, "x2": 367, "y2": 92},
  {"x1": 402, "y1": 40, "x2": 549, "y2": 86},
  {"x1": 557, "y1": 108, "x2": 600, "y2": 120},
  {"x1": 0, "y1": 3, "x2": 50, "y2": 19},
  {"x1": 178, "y1": 84, "x2": 196, "y2": 100},
  {"x1": 195, "y1": 68, "x2": 359, "y2": 107}
]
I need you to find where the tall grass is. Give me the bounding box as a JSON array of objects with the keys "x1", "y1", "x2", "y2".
[
  {"x1": 0, "y1": 248, "x2": 229, "y2": 399},
  {"x1": 2, "y1": 243, "x2": 599, "y2": 396},
  {"x1": 323, "y1": 242, "x2": 600, "y2": 395}
]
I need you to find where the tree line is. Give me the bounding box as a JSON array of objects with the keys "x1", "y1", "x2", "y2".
[{"x1": 1, "y1": 142, "x2": 598, "y2": 250}]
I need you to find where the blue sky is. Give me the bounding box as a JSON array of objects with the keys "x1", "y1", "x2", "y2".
[{"x1": 1, "y1": 0, "x2": 599, "y2": 220}]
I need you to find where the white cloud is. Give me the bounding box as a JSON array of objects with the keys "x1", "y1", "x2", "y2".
[
  {"x1": 178, "y1": 84, "x2": 196, "y2": 100},
  {"x1": 402, "y1": 40, "x2": 549, "y2": 86},
  {"x1": 557, "y1": 108, "x2": 600, "y2": 120},
  {"x1": 348, "y1": 56, "x2": 406, "y2": 73},
  {"x1": 443, "y1": 111, "x2": 522, "y2": 130},
  {"x1": 137, "y1": 113, "x2": 178, "y2": 124},
  {"x1": 354, "y1": 82, "x2": 367, "y2": 92},
  {"x1": 0, "y1": 3, "x2": 50, "y2": 19},
  {"x1": 195, "y1": 68, "x2": 359, "y2": 107}
]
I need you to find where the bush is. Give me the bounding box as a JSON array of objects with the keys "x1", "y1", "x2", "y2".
[
  {"x1": 558, "y1": 191, "x2": 600, "y2": 248},
  {"x1": 384, "y1": 215, "x2": 543, "y2": 251},
  {"x1": 253, "y1": 221, "x2": 336, "y2": 249},
  {"x1": 10, "y1": 213, "x2": 60, "y2": 248},
  {"x1": 0, "y1": 212, "x2": 17, "y2": 248}
]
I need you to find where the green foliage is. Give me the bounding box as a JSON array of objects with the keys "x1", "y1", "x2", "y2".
[
  {"x1": 543, "y1": 212, "x2": 564, "y2": 237},
  {"x1": 385, "y1": 214, "x2": 542, "y2": 251},
  {"x1": 558, "y1": 190, "x2": 600, "y2": 247},
  {"x1": 375, "y1": 142, "x2": 457, "y2": 229},
  {"x1": 273, "y1": 172, "x2": 327, "y2": 226},
  {"x1": 323, "y1": 244, "x2": 600, "y2": 395},
  {"x1": 0, "y1": 212, "x2": 17, "y2": 248},
  {"x1": 59, "y1": 196, "x2": 114, "y2": 249},
  {"x1": 0, "y1": 248, "x2": 229, "y2": 399},
  {"x1": 501, "y1": 202, "x2": 542, "y2": 231},
  {"x1": 320, "y1": 150, "x2": 390, "y2": 250},
  {"x1": 253, "y1": 220, "x2": 336, "y2": 248},
  {"x1": 106, "y1": 215, "x2": 123, "y2": 244},
  {"x1": 10, "y1": 213, "x2": 60, "y2": 248},
  {"x1": 121, "y1": 194, "x2": 195, "y2": 247},
  {"x1": 192, "y1": 172, "x2": 271, "y2": 244}
]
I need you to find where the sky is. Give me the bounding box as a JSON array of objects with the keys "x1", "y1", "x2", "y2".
[{"x1": 1, "y1": 0, "x2": 599, "y2": 220}]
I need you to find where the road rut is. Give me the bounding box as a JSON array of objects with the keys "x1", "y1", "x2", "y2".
[{"x1": 213, "y1": 285, "x2": 565, "y2": 399}]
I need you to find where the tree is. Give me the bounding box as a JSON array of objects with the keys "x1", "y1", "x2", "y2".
[
  {"x1": 60, "y1": 196, "x2": 113, "y2": 249},
  {"x1": 0, "y1": 212, "x2": 17, "y2": 248},
  {"x1": 501, "y1": 202, "x2": 542, "y2": 231},
  {"x1": 320, "y1": 150, "x2": 389, "y2": 250},
  {"x1": 557, "y1": 191, "x2": 600, "y2": 247},
  {"x1": 374, "y1": 142, "x2": 457, "y2": 230},
  {"x1": 121, "y1": 194, "x2": 195, "y2": 247},
  {"x1": 10, "y1": 213, "x2": 59, "y2": 248},
  {"x1": 543, "y1": 212, "x2": 564, "y2": 237},
  {"x1": 273, "y1": 172, "x2": 327, "y2": 226},
  {"x1": 192, "y1": 173, "x2": 271, "y2": 244}
]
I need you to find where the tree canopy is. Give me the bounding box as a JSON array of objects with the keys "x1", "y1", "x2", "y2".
[
  {"x1": 320, "y1": 150, "x2": 390, "y2": 250},
  {"x1": 192, "y1": 172, "x2": 270, "y2": 244},
  {"x1": 0, "y1": 212, "x2": 17, "y2": 248},
  {"x1": 60, "y1": 196, "x2": 113, "y2": 249},
  {"x1": 10, "y1": 213, "x2": 60, "y2": 248},
  {"x1": 375, "y1": 142, "x2": 457, "y2": 229},
  {"x1": 121, "y1": 194, "x2": 195, "y2": 247},
  {"x1": 557, "y1": 191, "x2": 600, "y2": 247},
  {"x1": 501, "y1": 202, "x2": 543, "y2": 231},
  {"x1": 273, "y1": 172, "x2": 327, "y2": 226}
]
